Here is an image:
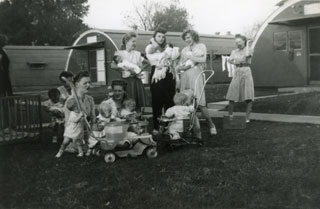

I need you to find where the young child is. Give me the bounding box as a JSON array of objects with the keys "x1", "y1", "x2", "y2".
[
  {"x1": 42, "y1": 88, "x2": 64, "y2": 143},
  {"x1": 55, "y1": 98, "x2": 84, "y2": 158},
  {"x1": 86, "y1": 103, "x2": 115, "y2": 156},
  {"x1": 114, "y1": 55, "x2": 142, "y2": 78},
  {"x1": 164, "y1": 93, "x2": 194, "y2": 140},
  {"x1": 120, "y1": 98, "x2": 138, "y2": 121}
]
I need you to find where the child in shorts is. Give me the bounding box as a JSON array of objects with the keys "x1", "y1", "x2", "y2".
[{"x1": 55, "y1": 98, "x2": 84, "y2": 158}]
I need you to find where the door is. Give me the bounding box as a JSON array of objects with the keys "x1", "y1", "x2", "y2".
[{"x1": 309, "y1": 26, "x2": 320, "y2": 84}]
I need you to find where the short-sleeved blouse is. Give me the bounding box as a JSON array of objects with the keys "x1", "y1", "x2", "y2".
[{"x1": 229, "y1": 47, "x2": 253, "y2": 64}]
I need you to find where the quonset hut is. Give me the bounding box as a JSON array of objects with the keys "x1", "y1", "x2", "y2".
[
  {"x1": 252, "y1": 0, "x2": 320, "y2": 87},
  {"x1": 65, "y1": 29, "x2": 235, "y2": 86}
]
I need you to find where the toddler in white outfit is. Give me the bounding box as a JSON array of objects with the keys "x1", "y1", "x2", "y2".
[
  {"x1": 55, "y1": 98, "x2": 84, "y2": 158},
  {"x1": 165, "y1": 93, "x2": 194, "y2": 140}
]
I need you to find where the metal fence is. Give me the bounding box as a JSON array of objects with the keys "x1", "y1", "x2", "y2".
[{"x1": 0, "y1": 94, "x2": 42, "y2": 145}]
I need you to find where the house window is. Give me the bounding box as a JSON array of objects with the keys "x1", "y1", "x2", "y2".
[
  {"x1": 274, "y1": 32, "x2": 287, "y2": 51},
  {"x1": 288, "y1": 31, "x2": 302, "y2": 50},
  {"x1": 27, "y1": 62, "x2": 47, "y2": 70}
]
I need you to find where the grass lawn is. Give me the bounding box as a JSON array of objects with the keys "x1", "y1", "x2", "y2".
[
  {"x1": 229, "y1": 92, "x2": 320, "y2": 116},
  {"x1": 1, "y1": 119, "x2": 320, "y2": 209}
]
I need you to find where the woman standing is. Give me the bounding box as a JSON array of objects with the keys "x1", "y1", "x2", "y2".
[
  {"x1": 177, "y1": 29, "x2": 217, "y2": 135},
  {"x1": 114, "y1": 32, "x2": 146, "y2": 111},
  {"x1": 145, "y1": 28, "x2": 176, "y2": 134},
  {"x1": 226, "y1": 34, "x2": 254, "y2": 123}
]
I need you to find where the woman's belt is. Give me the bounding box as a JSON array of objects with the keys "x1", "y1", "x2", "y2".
[{"x1": 235, "y1": 63, "x2": 250, "y2": 67}]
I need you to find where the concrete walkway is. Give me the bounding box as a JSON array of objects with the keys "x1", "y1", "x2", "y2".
[{"x1": 207, "y1": 109, "x2": 320, "y2": 125}]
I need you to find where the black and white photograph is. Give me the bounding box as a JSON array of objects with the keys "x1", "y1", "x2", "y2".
[{"x1": 0, "y1": 0, "x2": 320, "y2": 208}]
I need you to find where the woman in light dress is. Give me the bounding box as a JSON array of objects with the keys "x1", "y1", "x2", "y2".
[{"x1": 226, "y1": 34, "x2": 254, "y2": 123}]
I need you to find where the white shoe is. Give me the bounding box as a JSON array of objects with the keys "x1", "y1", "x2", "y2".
[
  {"x1": 55, "y1": 150, "x2": 63, "y2": 158},
  {"x1": 246, "y1": 119, "x2": 250, "y2": 123},
  {"x1": 85, "y1": 149, "x2": 91, "y2": 156},
  {"x1": 210, "y1": 127, "x2": 217, "y2": 135},
  {"x1": 77, "y1": 152, "x2": 84, "y2": 157}
]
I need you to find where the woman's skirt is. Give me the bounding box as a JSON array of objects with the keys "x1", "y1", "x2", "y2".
[
  {"x1": 226, "y1": 67, "x2": 254, "y2": 102},
  {"x1": 180, "y1": 66, "x2": 206, "y2": 106},
  {"x1": 123, "y1": 76, "x2": 147, "y2": 110}
]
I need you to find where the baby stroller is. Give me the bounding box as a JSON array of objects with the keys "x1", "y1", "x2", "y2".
[
  {"x1": 95, "y1": 120, "x2": 157, "y2": 163},
  {"x1": 155, "y1": 70, "x2": 214, "y2": 148}
]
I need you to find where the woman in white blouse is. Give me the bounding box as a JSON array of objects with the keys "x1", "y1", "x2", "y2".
[{"x1": 114, "y1": 32, "x2": 146, "y2": 111}]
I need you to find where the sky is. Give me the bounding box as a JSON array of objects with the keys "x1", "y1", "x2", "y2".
[{"x1": 83, "y1": 0, "x2": 280, "y2": 35}]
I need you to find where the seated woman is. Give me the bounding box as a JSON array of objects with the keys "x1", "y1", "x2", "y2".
[
  {"x1": 56, "y1": 71, "x2": 96, "y2": 157},
  {"x1": 100, "y1": 80, "x2": 127, "y2": 118}
]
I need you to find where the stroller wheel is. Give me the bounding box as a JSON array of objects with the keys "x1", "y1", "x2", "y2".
[
  {"x1": 104, "y1": 153, "x2": 116, "y2": 163},
  {"x1": 146, "y1": 147, "x2": 158, "y2": 159}
]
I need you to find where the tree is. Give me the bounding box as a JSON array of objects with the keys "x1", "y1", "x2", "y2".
[
  {"x1": 0, "y1": 0, "x2": 89, "y2": 45},
  {"x1": 242, "y1": 21, "x2": 263, "y2": 40},
  {"x1": 124, "y1": 0, "x2": 191, "y2": 32}
]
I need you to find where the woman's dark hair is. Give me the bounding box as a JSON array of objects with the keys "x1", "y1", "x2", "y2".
[
  {"x1": 235, "y1": 34, "x2": 247, "y2": 45},
  {"x1": 121, "y1": 32, "x2": 137, "y2": 50},
  {"x1": 152, "y1": 27, "x2": 167, "y2": 49},
  {"x1": 181, "y1": 29, "x2": 200, "y2": 43},
  {"x1": 73, "y1": 70, "x2": 90, "y2": 84},
  {"x1": 59, "y1": 71, "x2": 74, "y2": 82},
  {"x1": 111, "y1": 79, "x2": 127, "y2": 91}
]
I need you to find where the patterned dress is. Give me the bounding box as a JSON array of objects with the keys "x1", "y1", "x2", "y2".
[
  {"x1": 115, "y1": 50, "x2": 146, "y2": 110},
  {"x1": 226, "y1": 47, "x2": 255, "y2": 102},
  {"x1": 179, "y1": 43, "x2": 207, "y2": 106}
]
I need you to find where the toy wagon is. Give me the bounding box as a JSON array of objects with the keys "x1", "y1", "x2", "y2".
[{"x1": 97, "y1": 120, "x2": 157, "y2": 163}]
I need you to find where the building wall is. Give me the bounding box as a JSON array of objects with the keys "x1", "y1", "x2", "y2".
[
  {"x1": 252, "y1": 24, "x2": 308, "y2": 87},
  {"x1": 5, "y1": 46, "x2": 69, "y2": 92},
  {"x1": 251, "y1": 1, "x2": 319, "y2": 87}
]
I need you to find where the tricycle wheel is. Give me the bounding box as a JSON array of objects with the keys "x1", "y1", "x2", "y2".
[
  {"x1": 146, "y1": 147, "x2": 158, "y2": 159},
  {"x1": 104, "y1": 153, "x2": 116, "y2": 163}
]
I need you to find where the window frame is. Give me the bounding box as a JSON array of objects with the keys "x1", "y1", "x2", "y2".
[
  {"x1": 288, "y1": 30, "x2": 302, "y2": 50},
  {"x1": 273, "y1": 31, "x2": 288, "y2": 51}
]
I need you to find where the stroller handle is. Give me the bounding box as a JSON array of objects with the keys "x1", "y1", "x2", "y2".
[{"x1": 190, "y1": 70, "x2": 214, "y2": 129}]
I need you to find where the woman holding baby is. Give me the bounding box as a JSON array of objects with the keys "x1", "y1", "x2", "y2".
[
  {"x1": 176, "y1": 29, "x2": 217, "y2": 135},
  {"x1": 145, "y1": 27, "x2": 176, "y2": 134},
  {"x1": 114, "y1": 32, "x2": 146, "y2": 111}
]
